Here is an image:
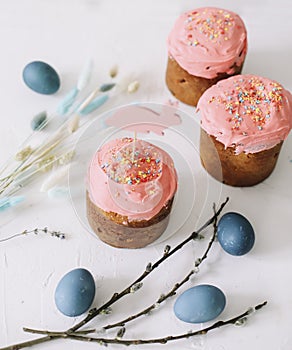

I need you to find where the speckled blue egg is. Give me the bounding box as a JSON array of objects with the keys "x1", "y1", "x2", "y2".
[
  {"x1": 174, "y1": 284, "x2": 226, "y2": 323},
  {"x1": 23, "y1": 61, "x2": 60, "y2": 94},
  {"x1": 55, "y1": 268, "x2": 95, "y2": 317},
  {"x1": 217, "y1": 212, "x2": 255, "y2": 256}
]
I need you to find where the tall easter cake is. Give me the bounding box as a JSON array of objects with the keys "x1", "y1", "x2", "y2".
[
  {"x1": 166, "y1": 7, "x2": 247, "y2": 106},
  {"x1": 86, "y1": 138, "x2": 177, "y2": 248},
  {"x1": 198, "y1": 74, "x2": 292, "y2": 186}
]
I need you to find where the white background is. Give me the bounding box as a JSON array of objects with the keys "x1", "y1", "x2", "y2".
[{"x1": 0, "y1": 1, "x2": 292, "y2": 350}]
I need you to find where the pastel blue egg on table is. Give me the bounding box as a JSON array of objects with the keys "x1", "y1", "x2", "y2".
[
  {"x1": 174, "y1": 284, "x2": 226, "y2": 323},
  {"x1": 55, "y1": 268, "x2": 95, "y2": 317},
  {"x1": 217, "y1": 212, "x2": 255, "y2": 256},
  {"x1": 23, "y1": 61, "x2": 60, "y2": 95}
]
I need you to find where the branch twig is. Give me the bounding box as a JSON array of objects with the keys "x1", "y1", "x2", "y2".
[
  {"x1": 0, "y1": 198, "x2": 242, "y2": 350},
  {"x1": 23, "y1": 328, "x2": 96, "y2": 336},
  {"x1": 69, "y1": 197, "x2": 229, "y2": 333},
  {"x1": 103, "y1": 203, "x2": 220, "y2": 330},
  {"x1": 65, "y1": 302, "x2": 268, "y2": 346}
]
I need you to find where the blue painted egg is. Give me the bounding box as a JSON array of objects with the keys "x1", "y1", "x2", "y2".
[
  {"x1": 217, "y1": 212, "x2": 255, "y2": 256},
  {"x1": 174, "y1": 284, "x2": 226, "y2": 323},
  {"x1": 55, "y1": 268, "x2": 95, "y2": 317},
  {"x1": 23, "y1": 61, "x2": 60, "y2": 94}
]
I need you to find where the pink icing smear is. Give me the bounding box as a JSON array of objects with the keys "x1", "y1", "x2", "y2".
[
  {"x1": 87, "y1": 138, "x2": 177, "y2": 221},
  {"x1": 167, "y1": 7, "x2": 247, "y2": 79},
  {"x1": 198, "y1": 74, "x2": 292, "y2": 154}
]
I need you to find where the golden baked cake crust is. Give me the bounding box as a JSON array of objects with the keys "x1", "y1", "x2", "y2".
[
  {"x1": 200, "y1": 129, "x2": 283, "y2": 187},
  {"x1": 198, "y1": 74, "x2": 292, "y2": 186},
  {"x1": 86, "y1": 192, "x2": 174, "y2": 248},
  {"x1": 166, "y1": 57, "x2": 243, "y2": 106}
]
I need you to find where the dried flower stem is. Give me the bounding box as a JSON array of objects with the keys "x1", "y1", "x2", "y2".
[
  {"x1": 0, "y1": 139, "x2": 62, "y2": 197},
  {"x1": 0, "y1": 112, "x2": 61, "y2": 185},
  {"x1": 103, "y1": 203, "x2": 220, "y2": 330},
  {"x1": 0, "y1": 113, "x2": 57, "y2": 180},
  {"x1": 0, "y1": 58, "x2": 94, "y2": 185},
  {"x1": 0, "y1": 83, "x2": 106, "y2": 198},
  {"x1": 1, "y1": 149, "x2": 74, "y2": 201},
  {"x1": 76, "y1": 86, "x2": 100, "y2": 113},
  {"x1": 0, "y1": 116, "x2": 80, "y2": 199},
  {"x1": 0, "y1": 228, "x2": 66, "y2": 243}
]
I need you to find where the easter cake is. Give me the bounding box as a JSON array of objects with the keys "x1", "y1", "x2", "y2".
[
  {"x1": 166, "y1": 7, "x2": 247, "y2": 106},
  {"x1": 198, "y1": 74, "x2": 292, "y2": 186},
  {"x1": 86, "y1": 137, "x2": 177, "y2": 248}
]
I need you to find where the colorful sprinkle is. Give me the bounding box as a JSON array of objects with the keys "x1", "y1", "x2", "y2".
[
  {"x1": 208, "y1": 77, "x2": 284, "y2": 132},
  {"x1": 100, "y1": 138, "x2": 163, "y2": 185},
  {"x1": 184, "y1": 8, "x2": 235, "y2": 46}
]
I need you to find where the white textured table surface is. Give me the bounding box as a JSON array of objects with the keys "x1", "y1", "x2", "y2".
[{"x1": 0, "y1": 1, "x2": 292, "y2": 350}]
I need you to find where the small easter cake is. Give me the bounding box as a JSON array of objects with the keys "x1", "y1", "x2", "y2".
[
  {"x1": 198, "y1": 74, "x2": 292, "y2": 186},
  {"x1": 86, "y1": 137, "x2": 177, "y2": 248},
  {"x1": 166, "y1": 7, "x2": 247, "y2": 106}
]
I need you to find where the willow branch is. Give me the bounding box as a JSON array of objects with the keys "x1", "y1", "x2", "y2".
[
  {"x1": 0, "y1": 198, "x2": 229, "y2": 350},
  {"x1": 66, "y1": 302, "x2": 267, "y2": 346},
  {"x1": 103, "y1": 203, "x2": 220, "y2": 330},
  {"x1": 23, "y1": 328, "x2": 96, "y2": 336},
  {"x1": 0, "y1": 335, "x2": 56, "y2": 350},
  {"x1": 68, "y1": 197, "x2": 229, "y2": 333}
]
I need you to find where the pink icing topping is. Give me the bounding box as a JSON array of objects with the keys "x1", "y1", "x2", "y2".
[
  {"x1": 87, "y1": 138, "x2": 177, "y2": 221},
  {"x1": 198, "y1": 74, "x2": 292, "y2": 154},
  {"x1": 167, "y1": 7, "x2": 247, "y2": 79}
]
